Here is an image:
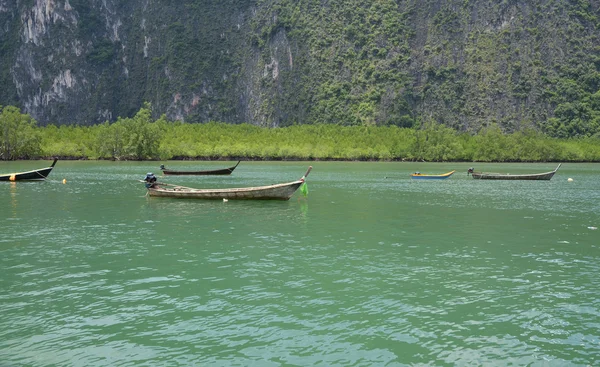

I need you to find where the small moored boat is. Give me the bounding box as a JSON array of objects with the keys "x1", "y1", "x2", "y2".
[
  {"x1": 143, "y1": 166, "x2": 312, "y2": 200},
  {"x1": 410, "y1": 170, "x2": 455, "y2": 180},
  {"x1": 467, "y1": 164, "x2": 561, "y2": 180},
  {"x1": 0, "y1": 158, "x2": 58, "y2": 181},
  {"x1": 159, "y1": 161, "x2": 241, "y2": 175}
]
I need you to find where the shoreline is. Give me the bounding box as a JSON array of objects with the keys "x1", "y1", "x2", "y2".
[{"x1": 7, "y1": 156, "x2": 594, "y2": 163}]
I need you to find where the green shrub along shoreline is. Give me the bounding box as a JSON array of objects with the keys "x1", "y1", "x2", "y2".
[{"x1": 2, "y1": 105, "x2": 600, "y2": 162}]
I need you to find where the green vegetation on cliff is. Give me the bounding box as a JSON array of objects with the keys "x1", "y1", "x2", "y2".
[{"x1": 249, "y1": 0, "x2": 600, "y2": 135}]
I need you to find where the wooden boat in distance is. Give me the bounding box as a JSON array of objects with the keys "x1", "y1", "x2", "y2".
[
  {"x1": 467, "y1": 164, "x2": 561, "y2": 180},
  {"x1": 160, "y1": 161, "x2": 241, "y2": 175},
  {"x1": 0, "y1": 158, "x2": 58, "y2": 181},
  {"x1": 410, "y1": 170, "x2": 455, "y2": 180},
  {"x1": 144, "y1": 166, "x2": 312, "y2": 200}
]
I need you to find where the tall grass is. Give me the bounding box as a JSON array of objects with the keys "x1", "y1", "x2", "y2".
[{"x1": 38, "y1": 121, "x2": 600, "y2": 162}]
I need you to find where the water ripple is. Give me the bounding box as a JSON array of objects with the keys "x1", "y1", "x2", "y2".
[{"x1": 2, "y1": 162, "x2": 600, "y2": 366}]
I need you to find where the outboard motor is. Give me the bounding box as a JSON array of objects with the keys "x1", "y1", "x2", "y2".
[
  {"x1": 144, "y1": 172, "x2": 157, "y2": 188},
  {"x1": 467, "y1": 167, "x2": 474, "y2": 175}
]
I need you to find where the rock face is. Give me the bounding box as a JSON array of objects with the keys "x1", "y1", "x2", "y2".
[{"x1": 1, "y1": 0, "x2": 599, "y2": 133}]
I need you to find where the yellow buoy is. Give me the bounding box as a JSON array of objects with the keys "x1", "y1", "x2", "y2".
[
  {"x1": 62, "y1": 178, "x2": 67, "y2": 184},
  {"x1": 567, "y1": 178, "x2": 573, "y2": 182}
]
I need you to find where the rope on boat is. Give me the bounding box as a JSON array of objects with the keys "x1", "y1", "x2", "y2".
[
  {"x1": 139, "y1": 180, "x2": 194, "y2": 190},
  {"x1": 35, "y1": 170, "x2": 48, "y2": 179}
]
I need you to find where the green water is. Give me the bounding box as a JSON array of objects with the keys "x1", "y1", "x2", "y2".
[{"x1": 1, "y1": 161, "x2": 599, "y2": 366}]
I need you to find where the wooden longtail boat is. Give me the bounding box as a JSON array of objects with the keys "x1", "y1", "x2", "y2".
[
  {"x1": 467, "y1": 164, "x2": 561, "y2": 180},
  {"x1": 144, "y1": 166, "x2": 312, "y2": 200},
  {"x1": 410, "y1": 170, "x2": 455, "y2": 180},
  {"x1": 0, "y1": 158, "x2": 58, "y2": 181},
  {"x1": 159, "y1": 161, "x2": 241, "y2": 175}
]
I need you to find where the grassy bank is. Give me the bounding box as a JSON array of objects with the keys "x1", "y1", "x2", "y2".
[
  {"x1": 3, "y1": 105, "x2": 600, "y2": 162},
  {"x1": 38, "y1": 121, "x2": 600, "y2": 162}
]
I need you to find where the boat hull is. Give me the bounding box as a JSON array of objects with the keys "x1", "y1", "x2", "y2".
[
  {"x1": 148, "y1": 180, "x2": 304, "y2": 200},
  {"x1": 410, "y1": 171, "x2": 455, "y2": 180},
  {"x1": 0, "y1": 159, "x2": 57, "y2": 181},
  {"x1": 160, "y1": 161, "x2": 240, "y2": 176},
  {"x1": 471, "y1": 172, "x2": 557, "y2": 180},
  {"x1": 469, "y1": 164, "x2": 561, "y2": 181}
]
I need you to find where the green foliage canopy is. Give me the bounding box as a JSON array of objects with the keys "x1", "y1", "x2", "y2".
[
  {"x1": 95, "y1": 103, "x2": 162, "y2": 160},
  {"x1": 0, "y1": 106, "x2": 41, "y2": 160},
  {"x1": 4, "y1": 105, "x2": 600, "y2": 162}
]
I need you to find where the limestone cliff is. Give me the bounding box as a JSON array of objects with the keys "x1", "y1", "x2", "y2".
[{"x1": 1, "y1": 0, "x2": 599, "y2": 136}]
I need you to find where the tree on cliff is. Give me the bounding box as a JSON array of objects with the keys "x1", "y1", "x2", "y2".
[{"x1": 0, "y1": 106, "x2": 41, "y2": 160}]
